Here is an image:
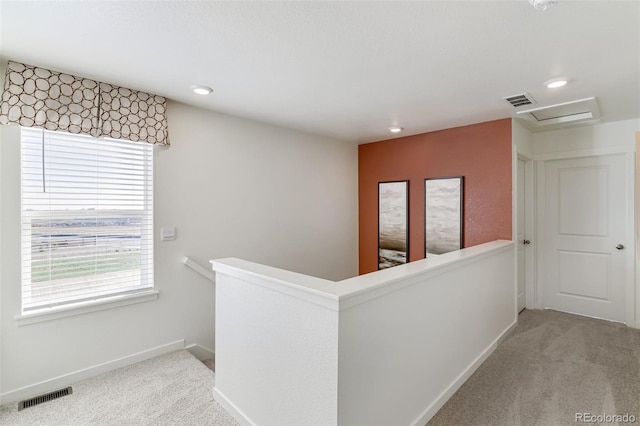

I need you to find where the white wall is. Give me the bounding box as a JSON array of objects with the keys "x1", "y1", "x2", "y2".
[
  {"x1": 512, "y1": 119, "x2": 534, "y2": 159},
  {"x1": 533, "y1": 119, "x2": 639, "y2": 156},
  {"x1": 213, "y1": 264, "x2": 339, "y2": 425},
  {"x1": 0, "y1": 86, "x2": 358, "y2": 401},
  {"x1": 0, "y1": 98, "x2": 2, "y2": 401},
  {"x1": 338, "y1": 242, "x2": 515, "y2": 425},
  {"x1": 211, "y1": 240, "x2": 515, "y2": 425},
  {"x1": 158, "y1": 101, "x2": 358, "y2": 281}
]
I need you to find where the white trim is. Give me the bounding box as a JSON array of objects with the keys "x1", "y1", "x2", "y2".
[
  {"x1": 213, "y1": 387, "x2": 255, "y2": 426},
  {"x1": 185, "y1": 344, "x2": 215, "y2": 362},
  {"x1": 535, "y1": 160, "x2": 547, "y2": 309},
  {"x1": 512, "y1": 144, "x2": 518, "y2": 316},
  {"x1": 636, "y1": 133, "x2": 640, "y2": 329},
  {"x1": 513, "y1": 119, "x2": 536, "y2": 311},
  {"x1": 516, "y1": 97, "x2": 600, "y2": 129},
  {"x1": 534, "y1": 145, "x2": 634, "y2": 161},
  {"x1": 517, "y1": 154, "x2": 536, "y2": 310},
  {"x1": 183, "y1": 256, "x2": 216, "y2": 283},
  {"x1": 0, "y1": 339, "x2": 184, "y2": 405},
  {"x1": 624, "y1": 151, "x2": 636, "y2": 326},
  {"x1": 211, "y1": 259, "x2": 339, "y2": 311},
  {"x1": 338, "y1": 241, "x2": 514, "y2": 310},
  {"x1": 15, "y1": 290, "x2": 159, "y2": 326},
  {"x1": 411, "y1": 320, "x2": 518, "y2": 426},
  {"x1": 542, "y1": 308, "x2": 627, "y2": 325},
  {"x1": 212, "y1": 241, "x2": 513, "y2": 312}
]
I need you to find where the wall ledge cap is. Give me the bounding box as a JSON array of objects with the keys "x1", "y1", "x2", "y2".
[{"x1": 210, "y1": 240, "x2": 513, "y2": 311}]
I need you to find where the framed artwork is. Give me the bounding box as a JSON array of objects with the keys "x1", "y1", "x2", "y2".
[
  {"x1": 425, "y1": 176, "x2": 463, "y2": 257},
  {"x1": 378, "y1": 181, "x2": 409, "y2": 270}
]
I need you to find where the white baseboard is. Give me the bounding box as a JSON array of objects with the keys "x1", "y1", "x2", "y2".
[
  {"x1": 0, "y1": 340, "x2": 185, "y2": 405},
  {"x1": 185, "y1": 343, "x2": 215, "y2": 361},
  {"x1": 213, "y1": 387, "x2": 255, "y2": 426},
  {"x1": 411, "y1": 320, "x2": 518, "y2": 426}
]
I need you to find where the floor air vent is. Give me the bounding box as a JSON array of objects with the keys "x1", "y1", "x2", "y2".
[
  {"x1": 18, "y1": 387, "x2": 73, "y2": 411},
  {"x1": 503, "y1": 93, "x2": 535, "y2": 108}
]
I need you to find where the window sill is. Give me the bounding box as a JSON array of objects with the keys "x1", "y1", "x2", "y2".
[{"x1": 15, "y1": 290, "x2": 159, "y2": 326}]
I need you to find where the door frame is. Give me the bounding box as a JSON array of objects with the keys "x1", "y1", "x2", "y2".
[
  {"x1": 514, "y1": 154, "x2": 535, "y2": 310},
  {"x1": 535, "y1": 146, "x2": 636, "y2": 326},
  {"x1": 636, "y1": 131, "x2": 640, "y2": 329}
]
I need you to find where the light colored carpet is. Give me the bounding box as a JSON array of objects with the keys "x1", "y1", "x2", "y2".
[
  {"x1": 0, "y1": 350, "x2": 238, "y2": 426},
  {"x1": 6, "y1": 311, "x2": 637, "y2": 426},
  {"x1": 429, "y1": 309, "x2": 640, "y2": 426}
]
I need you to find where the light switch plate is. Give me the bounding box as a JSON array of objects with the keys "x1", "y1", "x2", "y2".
[{"x1": 160, "y1": 226, "x2": 176, "y2": 241}]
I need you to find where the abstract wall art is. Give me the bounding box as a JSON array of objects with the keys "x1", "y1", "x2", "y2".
[
  {"x1": 378, "y1": 181, "x2": 409, "y2": 269},
  {"x1": 425, "y1": 176, "x2": 463, "y2": 257}
]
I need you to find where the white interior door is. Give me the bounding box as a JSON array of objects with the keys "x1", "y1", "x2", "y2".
[
  {"x1": 516, "y1": 158, "x2": 527, "y2": 312},
  {"x1": 544, "y1": 154, "x2": 629, "y2": 322}
]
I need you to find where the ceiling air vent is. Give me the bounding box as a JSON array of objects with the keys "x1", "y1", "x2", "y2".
[
  {"x1": 503, "y1": 93, "x2": 535, "y2": 108},
  {"x1": 516, "y1": 97, "x2": 600, "y2": 128}
]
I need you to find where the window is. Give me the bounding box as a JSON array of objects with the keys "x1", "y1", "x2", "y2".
[{"x1": 21, "y1": 127, "x2": 153, "y2": 313}]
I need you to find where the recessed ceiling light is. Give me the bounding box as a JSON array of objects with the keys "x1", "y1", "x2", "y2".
[
  {"x1": 545, "y1": 78, "x2": 569, "y2": 89},
  {"x1": 191, "y1": 85, "x2": 213, "y2": 95},
  {"x1": 389, "y1": 126, "x2": 404, "y2": 133}
]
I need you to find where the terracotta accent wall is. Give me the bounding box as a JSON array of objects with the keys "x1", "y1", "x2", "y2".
[{"x1": 358, "y1": 119, "x2": 512, "y2": 275}]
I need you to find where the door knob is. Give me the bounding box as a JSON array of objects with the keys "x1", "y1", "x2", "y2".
[
  {"x1": 523, "y1": 240, "x2": 531, "y2": 245},
  {"x1": 616, "y1": 244, "x2": 624, "y2": 250}
]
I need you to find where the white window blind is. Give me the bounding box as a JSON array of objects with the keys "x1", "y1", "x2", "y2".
[{"x1": 21, "y1": 127, "x2": 153, "y2": 312}]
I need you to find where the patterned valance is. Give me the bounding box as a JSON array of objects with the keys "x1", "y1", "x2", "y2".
[{"x1": 0, "y1": 61, "x2": 169, "y2": 145}]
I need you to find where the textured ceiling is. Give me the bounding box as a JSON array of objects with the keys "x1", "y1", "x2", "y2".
[{"x1": 1, "y1": 1, "x2": 638, "y2": 143}]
